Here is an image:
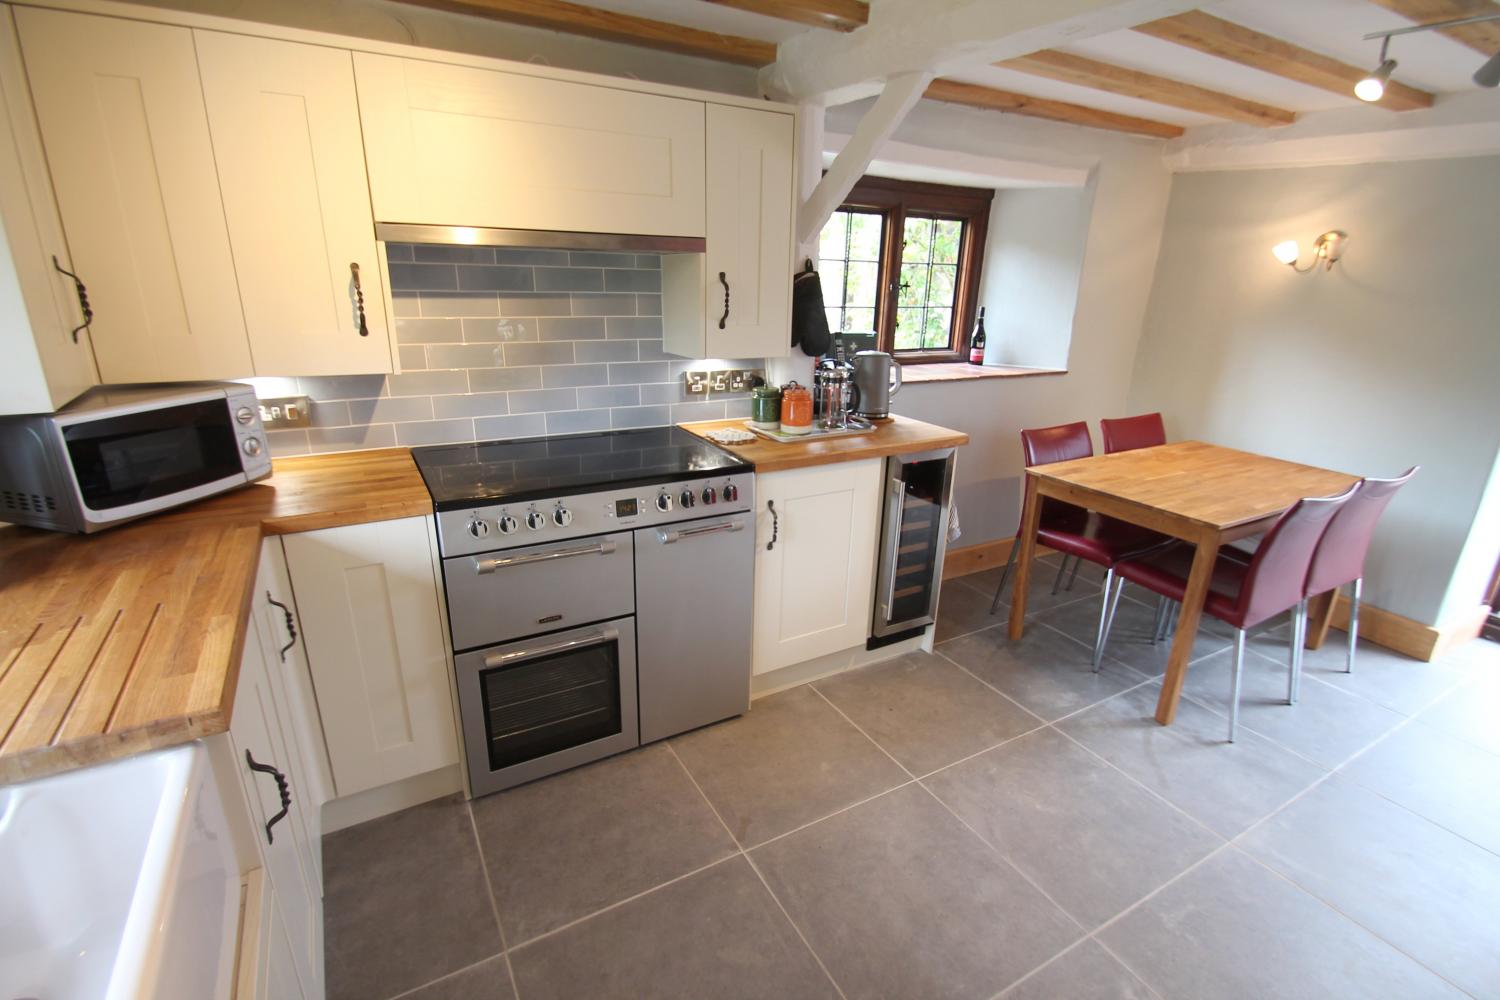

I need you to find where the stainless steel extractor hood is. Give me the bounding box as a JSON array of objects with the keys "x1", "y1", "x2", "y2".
[{"x1": 374, "y1": 223, "x2": 704, "y2": 254}]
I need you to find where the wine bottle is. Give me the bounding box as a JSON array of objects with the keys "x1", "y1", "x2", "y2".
[{"x1": 968, "y1": 307, "x2": 987, "y2": 365}]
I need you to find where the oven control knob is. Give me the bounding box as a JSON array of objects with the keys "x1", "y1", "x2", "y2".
[
  {"x1": 655, "y1": 492, "x2": 673, "y2": 513},
  {"x1": 497, "y1": 515, "x2": 518, "y2": 534},
  {"x1": 679, "y1": 489, "x2": 696, "y2": 509},
  {"x1": 235, "y1": 405, "x2": 256, "y2": 425},
  {"x1": 466, "y1": 516, "x2": 490, "y2": 538},
  {"x1": 553, "y1": 506, "x2": 573, "y2": 526},
  {"x1": 723, "y1": 482, "x2": 739, "y2": 502},
  {"x1": 702, "y1": 486, "x2": 717, "y2": 505},
  {"x1": 526, "y1": 511, "x2": 546, "y2": 530},
  {"x1": 242, "y1": 437, "x2": 263, "y2": 457}
]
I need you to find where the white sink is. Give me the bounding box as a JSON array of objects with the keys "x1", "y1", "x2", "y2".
[{"x1": 0, "y1": 743, "x2": 240, "y2": 1000}]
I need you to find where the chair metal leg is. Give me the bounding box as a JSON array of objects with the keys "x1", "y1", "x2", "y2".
[
  {"x1": 1051, "y1": 555, "x2": 1071, "y2": 595},
  {"x1": 989, "y1": 540, "x2": 1020, "y2": 615},
  {"x1": 1347, "y1": 578, "x2": 1362, "y2": 674},
  {"x1": 1165, "y1": 600, "x2": 1180, "y2": 639},
  {"x1": 1287, "y1": 600, "x2": 1306, "y2": 705},
  {"x1": 1092, "y1": 571, "x2": 1123, "y2": 672},
  {"x1": 1151, "y1": 595, "x2": 1167, "y2": 645},
  {"x1": 1229, "y1": 628, "x2": 1245, "y2": 742},
  {"x1": 1066, "y1": 554, "x2": 1083, "y2": 591}
]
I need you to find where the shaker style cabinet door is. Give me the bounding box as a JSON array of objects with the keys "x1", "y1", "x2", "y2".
[
  {"x1": 14, "y1": 7, "x2": 251, "y2": 382},
  {"x1": 196, "y1": 31, "x2": 392, "y2": 377},
  {"x1": 354, "y1": 52, "x2": 706, "y2": 237},
  {"x1": 751, "y1": 459, "x2": 883, "y2": 674},
  {"x1": 281, "y1": 516, "x2": 458, "y2": 798}
]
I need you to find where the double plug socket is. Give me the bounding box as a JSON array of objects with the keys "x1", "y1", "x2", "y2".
[{"x1": 683, "y1": 368, "x2": 765, "y2": 395}]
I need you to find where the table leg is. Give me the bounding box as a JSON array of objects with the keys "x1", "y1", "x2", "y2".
[
  {"x1": 1007, "y1": 476, "x2": 1042, "y2": 640},
  {"x1": 1155, "y1": 534, "x2": 1221, "y2": 725},
  {"x1": 1304, "y1": 589, "x2": 1338, "y2": 650}
]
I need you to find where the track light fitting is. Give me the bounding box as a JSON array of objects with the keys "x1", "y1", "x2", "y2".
[{"x1": 1358, "y1": 12, "x2": 1500, "y2": 101}]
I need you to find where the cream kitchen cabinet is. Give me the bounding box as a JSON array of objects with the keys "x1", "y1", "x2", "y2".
[
  {"x1": 14, "y1": 7, "x2": 252, "y2": 383},
  {"x1": 663, "y1": 105, "x2": 795, "y2": 360},
  {"x1": 196, "y1": 31, "x2": 392, "y2": 377},
  {"x1": 354, "y1": 52, "x2": 706, "y2": 237},
  {"x1": 281, "y1": 516, "x2": 458, "y2": 798},
  {"x1": 752, "y1": 459, "x2": 883, "y2": 674}
]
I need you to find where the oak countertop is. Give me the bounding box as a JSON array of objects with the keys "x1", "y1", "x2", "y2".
[{"x1": 679, "y1": 415, "x2": 969, "y2": 473}]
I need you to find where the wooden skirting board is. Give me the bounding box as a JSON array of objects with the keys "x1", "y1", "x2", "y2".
[{"x1": 942, "y1": 537, "x2": 1487, "y2": 663}]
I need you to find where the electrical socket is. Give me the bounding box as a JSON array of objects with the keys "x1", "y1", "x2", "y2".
[
  {"x1": 258, "y1": 396, "x2": 313, "y2": 429},
  {"x1": 683, "y1": 371, "x2": 709, "y2": 395}
]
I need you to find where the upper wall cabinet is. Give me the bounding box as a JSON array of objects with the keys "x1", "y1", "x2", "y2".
[
  {"x1": 15, "y1": 8, "x2": 251, "y2": 382},
  {"x1": 663, "y1": 105, "x2": 794, "y2": 359},
  {"x1": 353, "y1": 53, "x2": 706, "y2": 237},
  {"x1": 196, "y1": 32, "x2": 391, "y2": 377}
]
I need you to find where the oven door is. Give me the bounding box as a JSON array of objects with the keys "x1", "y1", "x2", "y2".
[{"x1": 454, "y1": 617, "x2": 639, "y2": 797}]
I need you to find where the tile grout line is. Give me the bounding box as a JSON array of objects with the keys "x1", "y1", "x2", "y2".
[
  {"x1": 664, "y1": 742, "x2": 851, "y2": 1000},
  {"x1": 467, "y1": 800, "x2": 523, "y2": 1000}
]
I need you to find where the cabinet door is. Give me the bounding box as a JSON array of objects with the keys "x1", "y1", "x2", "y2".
[
  {"x1": 282, "y1": 516, "x2": 458, "y2": 797},
  {"x1": 196, "y1": 32, "x2": 391, "y2": 377},
  {"x1": 14, "y1": 8, "x2": 249, "y2": 382},
  {"x1": 231, "y1": 622, "x2": 323, "y2": 1000},
  {"x1": 752, "y1": 459, "x2": 882, "y2": 674},
  {"x1": 355, "y1": 53, "x2": 705, "y2": 237}
]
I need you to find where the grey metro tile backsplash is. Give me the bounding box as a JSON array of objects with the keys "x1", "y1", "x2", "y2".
[{"x1": 256, "y1": 246, "x2": 762, "y2": 457}]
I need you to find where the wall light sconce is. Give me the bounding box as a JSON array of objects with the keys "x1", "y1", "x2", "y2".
[{"x1": 1271, "y1": 231, "x2": 1348, "y2": 273}]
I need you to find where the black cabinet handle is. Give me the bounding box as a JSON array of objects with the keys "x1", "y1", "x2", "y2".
[
  {"x1": 52, "y1": 256, "x2": 92, "y2": 343},
  {"x1": 718, "y1": 271, "x2": 729, "y2": 330},
  {"x1": 766, "y1": 499, "x2": 778, "y2": 551},
  {"x1": 245, "y1": 749, "x2": 291, "y2": 845},
  {"x1": 266, "y1": 592, "x2": 297, "y2": 663},
  {"x1": 350, "y1": 262, "x2": 369, "y2": 337}
]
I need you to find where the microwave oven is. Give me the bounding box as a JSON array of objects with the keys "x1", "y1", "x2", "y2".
[{"x1": 0, "y1": 382, "x2": 272, "y2": 533}]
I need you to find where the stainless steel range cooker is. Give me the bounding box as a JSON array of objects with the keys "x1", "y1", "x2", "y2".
[{"x1": 412, "y1": 428, "x2": 755, "y2": 797}]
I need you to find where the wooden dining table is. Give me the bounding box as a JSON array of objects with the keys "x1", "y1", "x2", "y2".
[{"x1": 1006, "y1": 441, "x2": 1357, "y2": 725}]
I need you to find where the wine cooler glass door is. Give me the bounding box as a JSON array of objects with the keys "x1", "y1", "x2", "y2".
[{"x1": 873, "y1": 449, "x2": 955, "y2": 637}]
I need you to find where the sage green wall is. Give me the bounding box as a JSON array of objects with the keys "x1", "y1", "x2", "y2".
[{"x1": 1128, "y1": 155, "x2": 1500, "y2": 627}]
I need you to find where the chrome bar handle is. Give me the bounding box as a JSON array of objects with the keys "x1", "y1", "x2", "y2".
[
  {"x1": 657, "y1": 519, "x2": 743, "y2": 544},
  {"x1": 483, "y1": 625, "x2": 620, "y2": 669},
  {"x1": 883, "y1": 477, "x2": 907, "y2": 615},
  {"x1": 474, "y1": 539, "x2": 617, "y2": 574}
]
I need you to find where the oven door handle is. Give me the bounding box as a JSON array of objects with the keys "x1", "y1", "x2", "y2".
[
  {"x1": 882, "y1": 477, "x2": 907, "y2": 617},
  {"x1": 473, "y1": 539, "x2": 617, "y2": 574},
  {"x1": 482, "y1": 624, "x2": 620, "y2": 669},
  {"x1": 656, "y1": 519, "x2": 743, "y2": 545}
]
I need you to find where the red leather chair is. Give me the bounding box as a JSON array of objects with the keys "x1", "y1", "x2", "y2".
[
  {"x1": 1100, "y1": 413, "x2": 1166, "y2": 454},
  {"x1": 1304, "y1": 467, "x2": 1418, "y2": 675},
  {"x1": 990, "y1": 421, "x2": 1168, "y2": 668},
  {"x1": 1099, "y1": 484, "x2": 1358, "y2": 740}
]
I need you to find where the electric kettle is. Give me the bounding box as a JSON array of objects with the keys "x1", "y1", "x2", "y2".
[{"x1": 851, "y1": 350, "x2": 903, "y2": 419}]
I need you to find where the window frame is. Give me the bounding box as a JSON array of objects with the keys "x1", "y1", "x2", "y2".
[{"x1": 834, "y1": 176, "x2": 993, "y2": 364}]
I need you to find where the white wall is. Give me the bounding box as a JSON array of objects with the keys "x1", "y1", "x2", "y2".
[{"x1": 1128, "y1": 155, "x2": 1500, "y2": 627}]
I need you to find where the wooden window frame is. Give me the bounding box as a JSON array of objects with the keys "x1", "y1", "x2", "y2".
[{"x1": 837, "y1": 175, "x2": 993, "y2": 364}]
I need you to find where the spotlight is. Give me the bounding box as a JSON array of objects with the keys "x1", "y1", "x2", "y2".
[{"x1": 1357, "y1": 39, "x2": 1395, "y2": 103}]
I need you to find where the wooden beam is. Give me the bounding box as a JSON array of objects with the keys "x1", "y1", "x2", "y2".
[
  {"x1": 697, "y1": 0, "x2": 867, "y2": 33},
  {"x1": 388, "y1": 0, "x2": 778, "y2": 66},
  {"x1": 923, "y1": 78, "x2": 1184, "y2": 139},
  {"x1": 1134, "y1": 11, "x2": 1435, "y2": 111},
  {"x1": 1366, "y1": 0, "x2": 1500, "y2": 56},
  {"x1": 1001, "y1": 49, "x2": 1296, "y2": 127}
]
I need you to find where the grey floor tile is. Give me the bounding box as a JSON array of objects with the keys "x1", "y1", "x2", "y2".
[
  {"x1": 1339, "y1": 721, "x2": 1500, "y2": 855},
  {"x1": 1415, "y1": 666, "x2": 1500, "y2": 756},
  {"x1": 509, "y1": 857, "x2": 838, "y2": 1000},
  {"x1": 968, "y1": 553, "x2": 1110, "y2": 619},
  {"x1": 925, "y1": 728, "x2": 1222, "y2": 928},
  {"x1": 813, "y1": 652, "x2": 1039, "y2": 775},
  {"x1": 751, "y1": 784, "x2": 1080, "y2": 1000},
  {"x1": 399, "y1": 956, "x2": 515, "y2": 1000},
  {"x1": 323, "y1": 795, "x2": 503, "y2": 1000},
  {"x1": 1057, "y1": 685, "x2": 1326, "y2": 838},
  {"x1": 1101, "y1": 849, "x2": 1464, "y2": 1000},
  {"x1": 670, "y1": 685, "x2": 908, "y2": 846},
  {"x1": 1181, "y1": 646, "x2": 1407, "y2": 768},
  {"x1": 470, "y1": 744, "x2": 737, "y2": 944},
  {"x1": 1241, "y1": 775, "x2": 1500, "y2": 1000},
  {"x1": 939, "y1": 623, "x2": 1149, "y2": 723},
  {"x1": 1265, "y1": 632, "x2": 1471, "y2": 715},
  {"x1": 999, "y1": 941, "x2": 1156, "y2": 1000},
  {"x1": 1040, "y1": 589, "x2": 1235, "y2": 679},
  {"x1": 934, "y1": 576, "x2": 1008, "y2": 643}
]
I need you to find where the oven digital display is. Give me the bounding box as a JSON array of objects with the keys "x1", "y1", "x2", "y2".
[{"x1": 615, "y1": 498, "x2": 639, "y2": 518}]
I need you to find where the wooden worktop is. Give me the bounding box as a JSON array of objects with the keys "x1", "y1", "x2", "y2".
[
  {"x1": 680, "y1": 414, "x2": 968, "y2": 473},
  {"x1": 0, "y1": 448, "x2": 430, "y2": 784}
]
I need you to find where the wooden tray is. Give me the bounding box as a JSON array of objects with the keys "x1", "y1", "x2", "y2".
[{"x1": 743, "y1": 419, "x2": 875, "y2": 444}]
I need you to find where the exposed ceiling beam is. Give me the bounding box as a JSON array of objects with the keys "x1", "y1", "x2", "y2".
[
  {"x1": 1134, "y1": 11, "x2": 1435, "y2": 111},
  {"x1": 389, "y1": 0, "x2": 777, "y2": 66},
  {"x1": 696, "y1": 0, "x2": 868, "y2": 33},
  {"x1": 923, "y1": 78, "x2": 1185, "y2": 139},
  {"x1": 1000, "y1": 49, "x2": 1295, "y2": 127},
  {"x1": 1365, "y1": 0, "x2": 1500, "y2": 55}
]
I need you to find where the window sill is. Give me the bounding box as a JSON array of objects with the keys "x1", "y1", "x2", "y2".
[{"x1": 900, "y1": 363, "x2": 1067, "y2": 384}]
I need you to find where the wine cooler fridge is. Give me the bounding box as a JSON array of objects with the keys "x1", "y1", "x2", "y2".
[{"x1": 872, "y1": 448, "x2": 957, "y2": 639}]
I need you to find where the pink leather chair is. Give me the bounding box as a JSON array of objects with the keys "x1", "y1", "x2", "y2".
[
  {"x1": 1304, "y1": 467, "x2": 1418, "y2": 675},
  {"x1": 1098, "y1": 484, "x2": 1358, "y2": 740},
  {"x1": 1100, "y1": 413, "x2": 1166, "y2": 454}
]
